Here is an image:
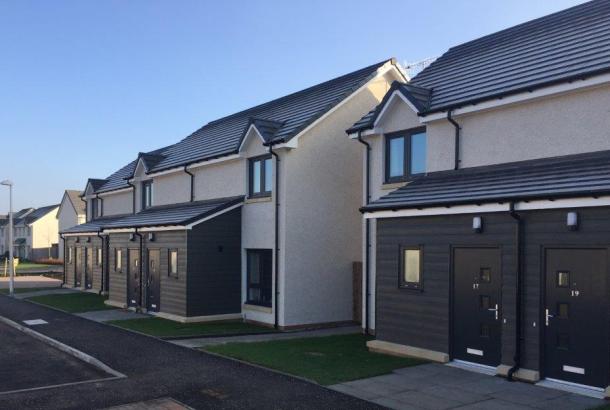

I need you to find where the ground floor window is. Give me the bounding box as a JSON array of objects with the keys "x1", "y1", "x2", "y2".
[{"x1": 246, "y1": 249, "x2": 272, "y2": 307}]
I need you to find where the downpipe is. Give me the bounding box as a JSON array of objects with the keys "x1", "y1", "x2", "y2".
[
  {"x1": 184, "y1": 166, "x2": 195, "y2": 202},
  {"x1": 447, "y1": 111, "x2": 461, "y2": 170},
  {"x1": 357, "y1": 131, "x2": 371, "y2": 334},
  {"x1": 96, "y1": 231, "x2": 105, "y2": 295},
  {"x1": 508, "y1": 202, "x2": 523, "y2": 381},
  {"x1": 133, "y1": 228, "x2": 144, "y2": 312},
  {"x1": 269, "y1": 144, "x2": 280, "y2": 330}
]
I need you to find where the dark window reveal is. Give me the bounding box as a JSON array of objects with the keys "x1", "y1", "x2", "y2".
[
  {"x1": 385, "y1": 128, "x2": 427, "y2": 183},
  {"x1": 246, "y1": 249, "x2": 273, "y2": 307},
  {"x1": 142, "y1": 181, "x2": 153, "y2": 210},
  {"x1": 399, "y1": 246, "x2": 422, "y2": 290},
  {"x1": 249, "y1": 155, "x2": 272, "y2": 197},
  {"x1": 169, "y1": 249, "x2": 178, "y2": 278}
]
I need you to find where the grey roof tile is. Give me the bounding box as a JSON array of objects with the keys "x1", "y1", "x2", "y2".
[
  {"x1": 349, "y1": 0, "x2": 610, "y2": 132},
  {"x1": 363, "y1": 150, "x2": 610, "y2": 212},
  {"x1": 61, "y1": 196, "x2": 243, "y2": 233},
  {"x1": 93, "y1": 60, "x2": 394, "y2": 194}
]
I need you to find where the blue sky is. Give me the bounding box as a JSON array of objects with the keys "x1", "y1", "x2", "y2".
[{"x1": 0, "y1": 0, "x2": 586, "y2": 211}]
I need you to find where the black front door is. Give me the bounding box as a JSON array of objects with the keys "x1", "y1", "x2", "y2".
[
  {"x1": 127, "y1": 249, "x2": 141, "y2": 308},
  {"x1": 544, "y1": 248, "x2": 609, "y2": 388},
  {"x1": 146, "y1": 249, "x2": 160, "y2": 312},
  {"x1": 453, "y1": 247, "x2": 502, "y2": 366},
  {"x1": 75, "y1": 247, "x2": 83, "y2": 287},
  {"x1": 85, "y1": 247, "x2": 93, "y2": 289}
]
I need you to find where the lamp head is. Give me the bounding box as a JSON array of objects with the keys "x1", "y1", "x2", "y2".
[{"x1": 0, "y1": 180, "x2": 13, "y2": 186}]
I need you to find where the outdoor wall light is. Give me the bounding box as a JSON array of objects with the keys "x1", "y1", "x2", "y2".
[
  {"x1": 86, "y1": 237, "x2": 91, "y2": 243},
  {"x1": 129, "y1": 233, "x2": 136, "y2": 242},
  {"x1": 473, "y1": 216, "x2": 483, "y2": 233},
  {"x1": 567, "y1": 211, "x2": 578, "y2": 231},
  {"x1": 147, "y1": 232, "x2": 155, "y2": 242},
  {"x1": 75, "y1": 237, "x2": 80, "y2": 243}
]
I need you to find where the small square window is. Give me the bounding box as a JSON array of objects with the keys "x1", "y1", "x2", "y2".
[
  {"x1": 557, "y1": 333, "x2": 570, "y2": 350},
  {"x1": 557, "y1": 271, "x2": 570, "y2": 288},
  {"x1": 557, "y1": 303, "x2": 569, "y2": 319},
  {"x1": 68, "y1": 247, "x2": 73, "y2": 263},
  {"x1": 480, "y1": 295, "x2": 491, "y2": 310},
  {"x1": 400, "y1": 247, "x2": 422, "y2": 289},
  {"x1": 169, "y1": 249, "x2": 178, "y2": 278},
  {"x1": 479, "y1": 267, "x2": 491, "y2": 283}
]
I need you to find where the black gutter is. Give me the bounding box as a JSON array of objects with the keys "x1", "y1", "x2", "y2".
[
  {"x1": 126, "y1": 180, "x2": 136, "y2": 214},
  {"x1": 133, "y1": 228, "x2": 144, "y2": 311},
  {"x1": 360, "y1": 189, "x2": 610, "y2": 214},
  {"x1": 356, "y1": 131, "x2": 371, "y2": 334},
  {"x1": 96, "y1": 231, "x2": 105, "y2": 295},
  {"x1": 183, "y1": 166, "x2": 195, "y2": 202},
  {"x1": 447, "y1": 111, "x2": 461, "y2": 170},
  {"x1": 418, "y1": 66, "x2": 610, "y2": 117},
  {"x1": 269, "y1": 144, "x2": 280, "y2": 330},
  {"x1": 508, "y1": 202, "x2": 523, "y2": 381}
]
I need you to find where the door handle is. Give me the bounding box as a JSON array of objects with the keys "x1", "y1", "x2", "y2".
[
  {"x1": 545, "y1": 308, "x2": 554, "y2": 326},
  {"x1": 488, "y1": 304, "x2": 499, "y2": 320}
]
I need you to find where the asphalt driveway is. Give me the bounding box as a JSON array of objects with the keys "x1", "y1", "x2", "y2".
[
  {"x1": 0, "y1": 295, "x2": 378, "y2": 410},
  {"x1": 0, "y1": 321, "x2": 108, "y2": 394}
]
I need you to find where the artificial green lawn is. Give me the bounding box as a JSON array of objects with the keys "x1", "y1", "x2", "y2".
[
  {"x1": 107, "y1": 317, "x2": 274, "y2": 338},
  {"x1": 26, "y1": 293, "x2": 113, "y2": 313},
  {"x1": 204, "y1": 333, "x2": 426, "y2": 385}
]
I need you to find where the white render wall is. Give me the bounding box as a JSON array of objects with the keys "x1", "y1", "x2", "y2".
[
  {"x1": 153, "y1": 172, "x2": 190, "y2": 206},
  {"x1": 427, "y1": 84, "x2": 610, "y2": 172},
  {"x1": 102, "y1": 190, "x2": 133, "y2": 216},
  {"x1": 193, "y1": 159, "x2": 245, "y2": 201},
  {"x1": 280, "y1": 75, "x2": 391, "y2": 327},
  {"x1": 57, "y1": 196, "x2": 83, "y2": 259}
]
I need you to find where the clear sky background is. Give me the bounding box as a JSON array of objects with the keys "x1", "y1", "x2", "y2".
[{"x1": 0, "y1": 0, "x2": 587, "y2": 212}]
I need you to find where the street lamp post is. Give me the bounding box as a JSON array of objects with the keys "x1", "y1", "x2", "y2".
[{"x1": 1, "y1": 180, "x2": 14, "y2": 297}]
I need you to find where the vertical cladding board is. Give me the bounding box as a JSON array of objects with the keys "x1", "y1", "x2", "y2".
[{"x1": 187, "y1": 208, "x2": 242, "y2": 316}]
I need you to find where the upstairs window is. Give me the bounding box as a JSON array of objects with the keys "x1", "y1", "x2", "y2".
[
  {"x1": 91, "y1": 198, "x2": 102, "y2": 219},
  {"x1": 142, "y1": 181, "x2": 153, "y2": 210},
  {"x1": 249, "y1": 155, "x2": 272, "y2": 198},
  {"x1": 385, "y1": 128, "x2": 427, "y2": 183}
]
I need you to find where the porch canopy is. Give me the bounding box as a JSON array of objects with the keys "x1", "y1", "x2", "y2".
[
  {"x1": 61, "y1": 196, "x2": 243, "y2": 234},
  {"x1": 363, "y1": 151, "x2": 610, "y2": 213}
]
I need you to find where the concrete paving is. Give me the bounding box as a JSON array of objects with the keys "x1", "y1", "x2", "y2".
[
  {"x1": 330, "y1": 363, "x2": 606, "y2": 410},
  {"x1": 77, "y1": 308, "x2": 150, "y2": 322},
  {"x1": 0, "y1": 275, "x2": 62, "y2": 289},
  {"x1": 105, "y1": 397, "x2": 193, "y2": 410},
  {"x1": 172, "y1": 325, "x2": 362, "y2": 347},
  {"x1": 13, "y1": 288, "x2": 79, "y2": 299}
]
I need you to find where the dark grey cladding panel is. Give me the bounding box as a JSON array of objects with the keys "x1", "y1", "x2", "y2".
[
  {"x1": 364, "y1": 151, "x2": 610, "y2": 211},
  {"x1": 94, "y1": 59, "x2": 392, "y2": 193}
]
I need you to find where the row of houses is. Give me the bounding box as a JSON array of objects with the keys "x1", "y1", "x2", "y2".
[
  {"x1": 61, "y1": 0, "x2": 610, "y2": 393},
  {"x1": 0, "y1": 205, "x2": 59, "y2": 260}
]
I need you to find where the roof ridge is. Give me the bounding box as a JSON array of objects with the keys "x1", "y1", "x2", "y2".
[{"x1": 186, "y1": 59, "x2": 393, "y2": 135}]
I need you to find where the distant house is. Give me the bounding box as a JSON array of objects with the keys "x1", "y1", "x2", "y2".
[
  {"x1": 0, "y1": 208, "x2": 34, "y2": 257},
  {"x1": 57, "y1": 190, "x2": 86, "y2": 260},
  {"x1": 12, "y1": 205, "x2": 60, "y2": 260}
]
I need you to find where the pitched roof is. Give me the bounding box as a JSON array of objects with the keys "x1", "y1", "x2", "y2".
[
  {"x1": 363, "y1": 150, "x2": 610, "y2": 212},
  {"x1": 61, "y1": 196, "x2": 243, "y2": 233},
  {"x1": 349, "y1": 0, "x2": 610, "y2": 132},
  {"x1": 93, "y1": 59, "x2": 397, "y2": 194},
  {"x1": 64, "y1": 190, "x2": 85, "y2": 215},
  {"x1": 22, "y1": 204, "x2": 59, "y2": 225}
]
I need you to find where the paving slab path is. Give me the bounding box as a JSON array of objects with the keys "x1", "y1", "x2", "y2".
[
  {"x1": 77, "y1": 309, "x2": 150, "y2": 322},
  {"x1": 173, "y1": 324, "x2": 362, "y2": 347},
  {"x1": 13, "y1": 288, "x2": 79, "y2": 299},
  {"x1": 330, "y1": 362, "x2": 606, "y2": 410},
  {"x1": 0, "y1": 275, "x2": 62, "y2": 289},
  {"x1": 0, "y1": 295, "x2": 377, "y2": 410}
]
